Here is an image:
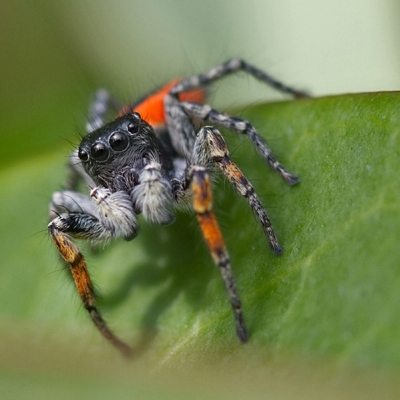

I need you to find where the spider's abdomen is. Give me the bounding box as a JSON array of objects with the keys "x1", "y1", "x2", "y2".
[{"x1": 118, "y1": 79, "x2": 206, "y2": 129}]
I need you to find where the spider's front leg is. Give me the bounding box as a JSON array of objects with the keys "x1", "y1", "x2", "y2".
[
  {"x1": 48, "y1": 187, "x2": 138, "y2": 357},
  {"x1": 177, "y1": 165, "x2": 248, "y2": 342}
]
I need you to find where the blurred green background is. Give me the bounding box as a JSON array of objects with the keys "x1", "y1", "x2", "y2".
[
  {"x1": 2, "y1": 1, "x2": 400, "y2": 399},
  {"x1": 2, "y1": 0, "x2": 400, "y2": 168}
]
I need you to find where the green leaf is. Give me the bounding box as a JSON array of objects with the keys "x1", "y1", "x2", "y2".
[{"x1": 2, "y1": 92, "x2": 400, "y2": 398}]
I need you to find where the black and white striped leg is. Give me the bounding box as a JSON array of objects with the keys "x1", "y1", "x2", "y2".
[
  {"x1": 169, "y1": 58, "x2": 309, "y2": 99},
  {"x1": 180, "y1": 101, "x2": 299, "y2": 185},
  {"x1": 49, "y1": 190, "x2": 96, "y2": 220},
  {"x1": 192, "y1": 126, "x2": 283, "y2": 254},
  {"x1": 86, "y1": 89, "x2": 122, "y2": 133},
  {"x1": 64, "y1": 150, "x2": 96, "y2": 192}
]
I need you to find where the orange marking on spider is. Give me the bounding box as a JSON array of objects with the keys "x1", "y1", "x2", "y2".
[{"x1": 119, "y1": 79, "x2": 205, "y2": 127}]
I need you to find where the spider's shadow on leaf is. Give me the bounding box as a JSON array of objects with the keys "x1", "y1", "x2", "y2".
[
  {"x1": 93, "y1": 174, "x2": 278, "y2": 353},
  {"x1": 95, "y1": 187, "x2": 246, "y2": 351}
]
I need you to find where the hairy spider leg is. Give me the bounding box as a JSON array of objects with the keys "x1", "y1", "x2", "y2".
[
  {"x1": 64, "y1": 150, "x2": 96, "y2": 192},
  {"x1": 188, "y1": 165, "x2": 248, "y2": 342},
  {"x1": 174, "y1": 101, "x2": 299, "y2": 186},
  {"x1": 193, "y1": 126, "x2": 282, "y2": 254},
  {"x1": 164, "y1": 59, "x2": 302, "y2": 185},
  {"x1": 48, "y1": 186, "x2": 139, "y2": 356},
  {"x1": 86, "y1": 89, "x2": 120, "y2": 133},
  {"x1": 48, "y1": 224, "x2": 133, "y2": 357},
  {"x1": 169, "y1": 58, "x2": 309, "y2": 99}
]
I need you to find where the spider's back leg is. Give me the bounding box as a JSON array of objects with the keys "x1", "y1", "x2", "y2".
[
  {"x1": 180, "y1": 165, "x2": 248, "y2": 342},
  {"x1": 169, "y1": 58, "x2": 309, "y2": 99},
  {"x1": 86, "y1": 89, "x2": 122, "y2": 133}
]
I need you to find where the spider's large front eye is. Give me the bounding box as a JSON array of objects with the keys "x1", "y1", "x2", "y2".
[
  {"x1": 91, "y1": 142, "x2": 110, "y2": 162},
  {"x1": 109, "y1": 131, "x2": 129, "y2": 151}
]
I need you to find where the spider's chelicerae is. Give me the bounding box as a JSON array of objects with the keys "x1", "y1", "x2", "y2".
[{"x1": 48, "y1": 59, "x2": 307, "y2": 356}]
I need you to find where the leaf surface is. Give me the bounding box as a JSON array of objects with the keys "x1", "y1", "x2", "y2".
[{"x1": 1, "y1": 92, "x2": 400, "y2": 398}]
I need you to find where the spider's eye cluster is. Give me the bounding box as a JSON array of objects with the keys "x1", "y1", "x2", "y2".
[
  {"x1": 78, "y1": 131, "x2": 130, "y2": 163},
  {"x1": 78, "y1": 113, "x2": 141, "y2": 163}
]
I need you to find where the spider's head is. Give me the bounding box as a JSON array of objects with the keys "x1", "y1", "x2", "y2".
[{"x1": 78, "y1": 112, "x2": 161, "y2": 189}]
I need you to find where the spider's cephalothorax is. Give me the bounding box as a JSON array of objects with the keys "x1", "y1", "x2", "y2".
[
  {"x1": 78, "y1": 112, "x2": 163, "y2": 190},
  {"x1": 48, "y1": 58, "x2": 307, "y2": 356}
]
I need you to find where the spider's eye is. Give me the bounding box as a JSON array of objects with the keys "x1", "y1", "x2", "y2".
[
  {"x1": 127, "y1": 115, "x2": 140, "y2": 134},
  {"x1": 127, "y1": 122, "x2": 139, "y2": 134},
  {"x1": 78, "y1": 148, "x2": 89, "y2": 161},
  {"x1": 109, "y1": 131, "x2": 129, "y2": 151},
  {"x1": 91, "y1": 142, "x2": 109, "y2": 162}
]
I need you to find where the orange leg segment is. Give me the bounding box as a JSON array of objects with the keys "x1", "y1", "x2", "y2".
[
  {"x1": 48, "y1": 225, "x2": 133, "y2": 357},
  {"x1": 191, "y1": 166, "x2": 248, "y2": 342}
]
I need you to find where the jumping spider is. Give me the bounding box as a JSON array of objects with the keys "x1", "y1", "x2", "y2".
[{"x1": 48, "y1": 59, "x2": 307, "y2": 356}]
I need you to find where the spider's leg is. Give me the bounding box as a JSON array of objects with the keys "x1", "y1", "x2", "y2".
[
  {"x1": 49, "y1": 223, "x2": 132, "y2": 356},
  {"x1": 193, "y1": 126, "x2": 282, "y2": 255},
  {"x1": 169, "y1": 58, "x2": 309, "y2": 99},
  {"x1": 179, "y1": 101, "x2": 299, "y2": 185},
  {"x1": 65, "y1": 89, "x2": 116, "y2": 191},
  {"x1": 65, "y1": 89, "x2": 122, "y2": 190},
  {"x1": 177, "y1": 165, "x2": 248, "y2": 342},
  {"x1": 64, "y1": 149, "x2": 96, "y2": 192},
  {"x1": 164, "y1": 60, "x2": 307, "y2": 161},
  {"x1": 49, "y1": 189, "x2": 96, "y2": 220},
  {"x1": 48, "y1": 187, "x2": 139, "y2": 357},
  {"x1": 132, "y1": 160, "x2": 175, "y2": 225},
  {"x1": 86, "y1": 89, "x2": 121, "y2": 133}
]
